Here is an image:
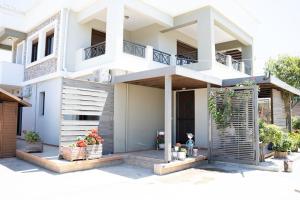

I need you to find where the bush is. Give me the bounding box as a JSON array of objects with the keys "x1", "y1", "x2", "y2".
[
  {"x1": 273, "y1": 134, "x2": 292, "y2": 152},
  {"x1": 259, "y1": 121, "x2": 283, "y2": 145},
  {"x1": 292, "y1": 117, "x2": 300, "y2": 130},
  {"x1": 24, "y1": 131, "x2": 40, "y2": 143},
  {"x1": 289, "y1": 131, "x2": 300, "y2": 151}
]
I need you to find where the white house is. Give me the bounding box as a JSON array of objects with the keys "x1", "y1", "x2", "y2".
[{"x1": 0, "y1": 0, "x2": 299, "y2": 164}]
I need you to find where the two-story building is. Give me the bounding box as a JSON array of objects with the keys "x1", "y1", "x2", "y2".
[{"x1": 1, "y1": 0, "x2": 299, "y2": 165}]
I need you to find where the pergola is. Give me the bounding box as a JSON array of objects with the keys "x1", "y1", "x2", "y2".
[{"x1": 113, "y1": 66, "x2": 222, "y2": 162}]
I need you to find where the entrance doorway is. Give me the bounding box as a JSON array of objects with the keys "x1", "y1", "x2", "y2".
[{"x1": 176, "y1": 91, "x2": 195, "y2": 144}]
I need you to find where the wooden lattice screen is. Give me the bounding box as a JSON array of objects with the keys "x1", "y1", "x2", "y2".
[
  {"x1": 59, "y1": 78, "x2": 114, "y2": 154},
  {"x1": 209, "y1": 86, "x2": 259, "y2": 165}
]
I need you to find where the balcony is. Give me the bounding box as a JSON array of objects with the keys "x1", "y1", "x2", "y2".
[
  {"x1": 0, "y1": 61, "x2": 24, "y2": 86},
  {"x1": 83, "y1": 40, "x2": 146, "y2": 60}
]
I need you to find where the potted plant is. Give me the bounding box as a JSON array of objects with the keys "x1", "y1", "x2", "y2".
[
  {"x1": 85, "y1": 129, "x2": 104, "y2": 160},
  {"x1": 24, "y1": 131, "x2": 43, "y2": 153},
  {"x1": 178, "y1": 148, "x2": 187, "y2": 161},
  {"x1": 61, "y1": 138, "x2": 87, "y2": 161},
  {"x1": 259, "y1": 122, "x2": 282, "y2": 161},
  {"x1": 289, "y1": 132, "x2": 300, "y2": 152},
  {"x1": 273, "y1": 135, "x2": 292, "y2": 159},
  {"x1": 156, "y1": 133, "x2": 165, "y2": 150}
]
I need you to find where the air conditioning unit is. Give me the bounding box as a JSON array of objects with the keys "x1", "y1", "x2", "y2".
[
  {"x1": 22, "y1": 86, "x2": 32, "y2": 98},
  {"x1": 98, "y1": 69, "x2": 111, "y2": 83}
]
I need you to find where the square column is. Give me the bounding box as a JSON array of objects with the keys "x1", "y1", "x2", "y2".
[
  {"x1": 106, "y1": 1, "x2": 124, "y2": 59},
  {"x1": 164, "y1": 75, "x2": 172, "y2": 162},
  {"x1": 196, "y1": 7, "x2": 215, "y2": 70}
]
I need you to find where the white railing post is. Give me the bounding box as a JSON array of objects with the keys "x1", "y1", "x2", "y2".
[
  {"x1": 240, "y1": 61, "x2": 245, "y2": 73},
  {"x1": 146, "y1": 45, "x2": 153, "y2": 65},
  {"x1": 226, "y1": 55, "x2": 232, "y2": 68},
  {"x1": 170, "y1": 54, "x2": 176, "y2": 66}
]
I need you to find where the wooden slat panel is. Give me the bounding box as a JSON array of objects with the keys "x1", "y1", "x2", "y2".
[
  {"x1": 61, "y1": 120, "x2": 99, "y2": 126},
  {"x1": 63, "y1": 88, "x2": 107, "y2": 97},
  {"x1": 62, "y1": 104, "x2": 102, "y2": 111},
  {"x1": 61, "y1": 125, "x2": 99, "y2": 131},
  {"x1": 62, "y1": 99, "x2": 102, "y2": 106},
  {"x1": 61, "y1": 110, "x2": 101, "y2": 116},
  {"x1": 62, "y1": 94, "x2": 104, "y2": 101}
]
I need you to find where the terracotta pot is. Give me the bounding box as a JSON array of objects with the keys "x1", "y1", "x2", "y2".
[
  {"x1": 284, "y1": 160, "x2": 293, "y2": 172},
  {"x1": 274, "y1": 151, "x2": 288, "y2": 159}
]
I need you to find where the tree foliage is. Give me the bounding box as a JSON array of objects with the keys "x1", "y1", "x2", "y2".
[{"x1": 266, "y1": 55, "x2": 300, "y2": 89}]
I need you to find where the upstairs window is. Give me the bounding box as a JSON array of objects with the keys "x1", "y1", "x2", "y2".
[
  {"x1": 31, "y1": 39, "x2": 38, "y2": 62},
  {"x1": 39, "y1": 92, "x2": 45, "y2": 116},
  {"x1": 45, "y1": 30, "x2": 54, "y2": 56}
]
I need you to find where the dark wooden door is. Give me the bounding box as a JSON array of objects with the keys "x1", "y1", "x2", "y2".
[
  {"x1": 91, "y1": 29, "x2": 106, "y2": 46},
  {"x1": 176, "y1": 91, "x2": 195, "y2": 144}
]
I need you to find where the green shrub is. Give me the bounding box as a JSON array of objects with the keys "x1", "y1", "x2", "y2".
[
  {"x1": 24, "y1": 131, "x2": 40, "y2": 143},
  {"x1": 273, "y1": 134, "x2": 292, "y2": 152},
  {"x1": 289, "y1": 131, "x2": 300, "y2": 151},
  {"x1": 292, "y1": 117, "x2": 300, "y2": 130},
  {"x1": 259, "y1": 121, "x2": 283, "y2": 145}
]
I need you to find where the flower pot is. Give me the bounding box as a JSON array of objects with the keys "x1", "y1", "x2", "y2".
[
  {"x1": 158, "y1": 143, "x2": 165, "y2": 150},
  {"x1": 274, "y1": 151, "x2": 288, "y2": 159},
  {"x1": 172, "y1": 151, "x2": 178, "y2": 160},
  {"x1": 193, "y1": 149, "x2": 198, "y2": 157},
  {"x1": 62, "y1": 146, "x2": 86, "y2": 161},
  {"x1": 86, "y1": 144, "x2": 103, "y2": 160},
  {"x1": 24, "y1": 141, "x2": 43, "y2": 153},
  {"x1": 284, "y1": 160, "x2": 293, "y2": 172},
  {"x1": 259, "y1": 143, "x2": 265, "y2": 162},
  {"x1": 178, "y1": 152, "x2": 186, "y2": 161}
]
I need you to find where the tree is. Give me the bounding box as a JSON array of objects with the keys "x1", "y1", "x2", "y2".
[{"x1": 266, "y1": 55, "x2": 300, "y2": 89}]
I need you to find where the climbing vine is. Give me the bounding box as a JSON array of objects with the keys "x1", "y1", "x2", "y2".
[{"x1": 208, "y1": 88, "x2": 235, "y2": 130}]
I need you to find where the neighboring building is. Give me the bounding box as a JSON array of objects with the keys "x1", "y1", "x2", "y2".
[{"x1": 0, "y1": 0, "x2": 299, "y2": 164}]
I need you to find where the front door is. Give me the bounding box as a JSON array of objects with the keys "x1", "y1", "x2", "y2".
[{"x1": 176, "y1": 91, "x2": 195, "y2": 144}]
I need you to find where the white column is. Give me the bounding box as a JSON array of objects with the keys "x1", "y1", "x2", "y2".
[
  {"x1": 196, "y1": 7, "x2": 215, "y2": 70},
  {"x1": 106, "y1": 1, "x2": 124, "y2": 59},
  {"x1": 164, "y1": 75, "x2": 172, "y2": 162},
  {"x1": 37, "y1": 31, "x2": 46, "y2": 59},
  {"x1": 226, "y1": 55, "x2": 232, "y2": 68},
  {"x1": 242, "y1": 45, "x2": 253, "y2": 75},
  {"x1": 146, "y1": 45, "x2": 153, "y2": 65}
]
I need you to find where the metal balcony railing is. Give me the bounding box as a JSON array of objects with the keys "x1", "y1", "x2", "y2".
[
  {"x1": 123, "y1": 40, "x2": 146, "y2": 58},
  {"x1": 84, "y1": 42, "x2": 106, "y2": 60},
  {"x1": 175, "y1": 55, "x2": 198, "y2": 65},
  {"x1": 153, "y1": 49, "x2": 171, "y2": 65},
  {"x1": 215, "y1": 52, "x2": 227, "y2": 65}
]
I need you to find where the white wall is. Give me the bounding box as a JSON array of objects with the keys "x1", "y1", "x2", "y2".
[
  {"x1": 0, "y1": 61, "x2": 24, "y2": 86},
  {"x1": 22, "y1": 77, "x2": 62, "y2": 145},
  {"x1": 114, "y1": 83, "x2": 164, "y2": 152}
]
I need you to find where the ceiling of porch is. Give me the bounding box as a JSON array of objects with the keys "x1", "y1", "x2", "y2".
[{"x1": 123, "y1": 75, "x2": 212, "y2": 90}]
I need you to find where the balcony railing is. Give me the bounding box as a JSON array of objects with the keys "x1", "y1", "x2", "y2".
[
  {"x1": 153, "y1": 49, "x2": 171, "y2": 65},
  {"x1": 232, "y1": 59, "x2": 241, "y2": 71},
  {"x1": 175, "y1": 55, "x2": 198, "y2": 65},
  {"x1": 84, "y1": 42, "x2": 106, "y2": 60},
  {"x1": 123, "y1": 40, "x2": 146, "y2": 58},
  {"x1": 215, "y1": 52, "x2": 227, "y2": 65}
]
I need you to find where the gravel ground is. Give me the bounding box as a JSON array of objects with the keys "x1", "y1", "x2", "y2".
[{"x1": 0, "y1": 157, "x2": 299, "y2": 200}]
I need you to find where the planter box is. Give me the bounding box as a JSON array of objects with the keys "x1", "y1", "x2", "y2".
[
  {"x1": 24, "y1": 141, "x2": 43, "y2": 153},
  {"x1": 86, "y1": 144, "x2": 102, "y2": 160},
  {"x1": 274, "y1": 151, "x2": 288, "y2": 159},
  {"x1": 62, "y1": 146, "x2": 86, "y2": 161}
]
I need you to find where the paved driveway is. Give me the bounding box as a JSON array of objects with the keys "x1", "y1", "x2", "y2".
[{"x1": 0, "y1": 157, "x2": 299, "y2": 200}]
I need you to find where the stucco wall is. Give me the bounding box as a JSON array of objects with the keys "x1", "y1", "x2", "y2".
[
  {"x1": 114, "y1": 83, "x2": 164, "y2": 153},
  {"x1": 272, "y1": 89, "x2": 287, "y2": 129},
  {"x1": 22, "y1": 78, "x2": 62, "y2": 145}
]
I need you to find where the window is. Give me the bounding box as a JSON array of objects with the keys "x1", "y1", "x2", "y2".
[
  {"x1": 39, "y1": 92, "x2": 45, "y2": 116},
  {"x1": 45, "y1": 30, "x2": 54, "y2": 56},
  {"x1": 31, "y1": 39, "x2": 38, "y2": 62}
]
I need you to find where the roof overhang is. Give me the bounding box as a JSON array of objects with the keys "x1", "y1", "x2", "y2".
[
  {"x1": 112, "y1": 66, "x2": 222, "y2": 90},
  {"x1": 0, "y1": 28, "x2": 26, "y2": 50},
  {"x1": 223, "y1": 75, "x2": 300, "y2": 96},
  {"x1": 0, "y1": 88, "x2": 31, "y2": 107}
]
